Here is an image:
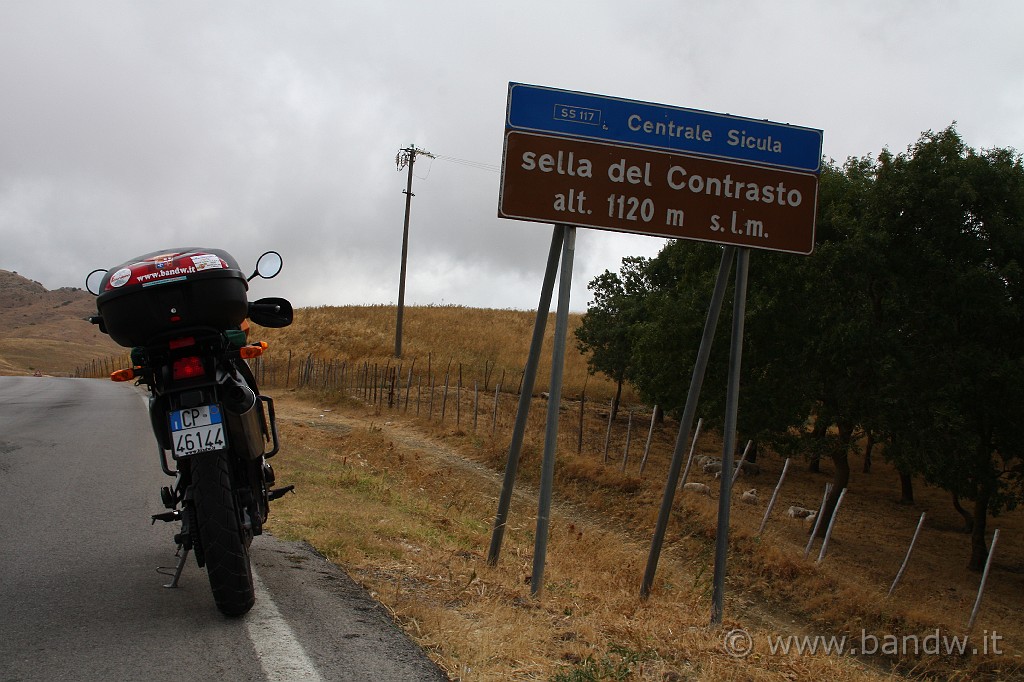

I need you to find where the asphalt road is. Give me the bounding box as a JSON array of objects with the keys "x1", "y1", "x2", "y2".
[{"x1": 0, "y1": 376, "x2": 447, "y2": 681}]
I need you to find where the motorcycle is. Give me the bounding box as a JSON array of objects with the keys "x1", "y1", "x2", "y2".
[{"x1": 86, "y1": 248, "x2": 294, "y2": 616}]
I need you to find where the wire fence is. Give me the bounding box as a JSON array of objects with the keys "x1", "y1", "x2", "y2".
[
  {"x1": 251, "y1": 351, "x2": 618, "y2": 455},
  {"x1": 71, "y1": 353, "x2": 132, "y2": 379},
  {"x1": 73, "y1": 349, "x2": 650, "y2": 465}
]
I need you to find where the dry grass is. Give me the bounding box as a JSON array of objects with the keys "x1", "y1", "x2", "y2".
[
  {"x1": 256, "y1": 306, "x2": 1023, "y2": 681},
  {"x1": 254, "y1": 305, "x2": 635, "y2": 404},
  {"x1": 13, "y1": 292, "x2": 1022, "y2": 680},
  {"x1": 266, "y1": 393, "x2": 883, "y2": 681}
]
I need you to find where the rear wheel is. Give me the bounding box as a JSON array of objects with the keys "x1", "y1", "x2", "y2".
[{"x1": 191, "y1": 451, "x2": 255, "y2": 616}]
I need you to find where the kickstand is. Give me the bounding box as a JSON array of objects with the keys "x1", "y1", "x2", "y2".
[{"x1": 157, "y1": 545, "x2": 190, "y2": 588}]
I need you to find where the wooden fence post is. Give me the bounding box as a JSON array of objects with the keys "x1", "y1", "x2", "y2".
[
  {"x1": 577, "y1": 391, "x2": 585, "y2": 456},
  {"x1": 428, "y1": 374, "x2": 435, "y2": 419},
  {"x1": 441, "y1": 372, "x2": 449, "y2": 422},
  {"x1": 491, "y1": 383, "x2": 500, "y2": 436},
  {"x1": 602, "y1": 398, "x2": 614, "y2": 464},
  {"x1": 638, "y1": 406, "x2": 658, "y2": 476},
  {"x1": 405, "y1": 359, "x2": 415, "y2": 412},
  {"x1": 620, "y1": 410, "x2": 633, "y2": 473}
]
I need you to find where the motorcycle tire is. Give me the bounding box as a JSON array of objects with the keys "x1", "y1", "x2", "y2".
[{"x1": 191, "y1": 450, "x2": 256, "y2": 616}]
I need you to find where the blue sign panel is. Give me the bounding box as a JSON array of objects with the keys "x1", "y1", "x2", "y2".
[{"x1": 506, "y1": 83, "x2": 823, "y2": 173}]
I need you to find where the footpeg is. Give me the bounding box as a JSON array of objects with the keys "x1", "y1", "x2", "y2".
[
  {"x1": 151, "y1": 510, "x2": 180, "y2": 524},
  {"x1": 267, "y1": 485, "x2": 295, "y2": 502}
]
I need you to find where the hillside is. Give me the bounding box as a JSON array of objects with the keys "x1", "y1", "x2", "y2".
[
  {"x1": 248, "y1": 306, "x2": 1022, "y2": 680},
  {"x1": 0, "y1": 269, "x2": 122, "y2": 376},
  {"x1": 13, "y1": 291, "x2": 1023, "y2": 678},
  {"x1": 251, "y1": 304, "x2": 635, "y2": 405}
]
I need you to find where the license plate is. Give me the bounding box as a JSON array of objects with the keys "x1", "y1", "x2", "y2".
[{"x1": 169, "y1": 404, "x2": 227, "y2": 456}]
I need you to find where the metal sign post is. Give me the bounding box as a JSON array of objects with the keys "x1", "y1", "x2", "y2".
[
  {"x1": 487, "y1": 226, "x2": 565, "y2": 566},
  {"x1": 531, "y1": 226, "x2": 576, "y2": 596},
  {"x1": 711, "y1": 247, "x2": 750, "y2": 624},
  {"x1": 641, "y1": 245, "x2": 735, "y2": 598},
  {"x1": 485, "y1": 223, "x2": 576, "y2": 599}
]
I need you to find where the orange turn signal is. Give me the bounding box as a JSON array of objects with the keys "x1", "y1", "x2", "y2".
[
  {"x1": 239, "y1": 341, "x2": 268, "y2": 359},
  {"x1": 110, "y1": 368, "x2": 137, "y2": 382}
]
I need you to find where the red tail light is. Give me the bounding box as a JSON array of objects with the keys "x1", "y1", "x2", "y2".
[{"x1": 172, "y1": 356, "x2": 205, "y2": 381}]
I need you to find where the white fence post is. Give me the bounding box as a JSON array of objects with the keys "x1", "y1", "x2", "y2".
[
  {"x1": 816, "y1": 487, "x2": 848, "y2": 563},
  {"x1": 757, "y1": 458, "x2": 791, "y2": 536},
  {"x1": 888, "y1": 512, "x2": 926, "y2": 597},
  {"x1": 967, "y1": 528, "x2": 1001, "y2": 633}
]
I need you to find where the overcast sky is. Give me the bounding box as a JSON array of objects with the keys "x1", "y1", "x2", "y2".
[{"x1": 2, "y1": 1, "x2": 1022, "y2": 312}]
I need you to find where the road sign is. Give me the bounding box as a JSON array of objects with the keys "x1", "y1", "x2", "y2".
[
  {"x1": 499, "y1": 130, "x2": 819, "y2": 255},
  {"x1": 506, "y1": 83, "x2": 823, "y2": 173}
]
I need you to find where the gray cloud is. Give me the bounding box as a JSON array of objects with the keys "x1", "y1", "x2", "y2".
[{"x1": 1, "y1": 0, "x2": 1021, "y2": 311}]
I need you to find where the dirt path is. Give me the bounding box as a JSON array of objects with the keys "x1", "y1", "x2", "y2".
[{"x1": 274, "y1": 397, "x2": 825, "y2": 649}]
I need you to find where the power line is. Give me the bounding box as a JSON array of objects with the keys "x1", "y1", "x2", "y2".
[{"x1": 433, "y1": 154, "x2": 500, "y2": 173}]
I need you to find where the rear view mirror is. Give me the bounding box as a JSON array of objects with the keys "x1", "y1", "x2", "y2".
[
  {"x1": 86, "y1": 269, "x2": 107, "y2": 296},
  {"x1": 248, "y1": 297, "x2": 293, "y2": 328},
  {"x1": 249, "y1": 251, "x2": 283, "y2": 281}
]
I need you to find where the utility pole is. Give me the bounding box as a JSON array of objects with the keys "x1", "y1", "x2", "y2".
[{"x1": 394, "y1": 144, "x2": 434, "y2": 358}]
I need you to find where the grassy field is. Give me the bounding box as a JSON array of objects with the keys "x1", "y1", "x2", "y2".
[
  {"x1": 19, "y1": 302, "x2": 1023, "y2": 679},
  {"x1": 252, "y1": 304, "x2": 633, "y2": 404},
  {"x1": 249, "y1": 306, "x2": 1022, "y2": 681}
]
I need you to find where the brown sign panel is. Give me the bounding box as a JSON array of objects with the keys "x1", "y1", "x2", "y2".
[{"x1": 499, "y1": 131, "x2": 819, "y2": 254}]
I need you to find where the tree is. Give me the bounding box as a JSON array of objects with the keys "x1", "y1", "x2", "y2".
[
  {"x1": 580, "y1": 159, "x2": 895, "y2": 532},
  {"x1": 626, "y1": 241, "x2": 732, "y2": 422},
  {"x1": 877, "y1": 127, "x2": 1024, "y2": 570},
  {"x1": 576, "y1": 126, "x2": 1024, "y2": 569},
  {"x1": 574, "y1": 257, "x2": 650, "y2": 420},
  {"x1": 791, "y1": 155, "x2": 905, "y2": 534}
]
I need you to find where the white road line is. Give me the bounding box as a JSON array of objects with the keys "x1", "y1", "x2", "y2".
[{"x1": 247, "y1": 567, "x2": 324, "y2": 681}]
